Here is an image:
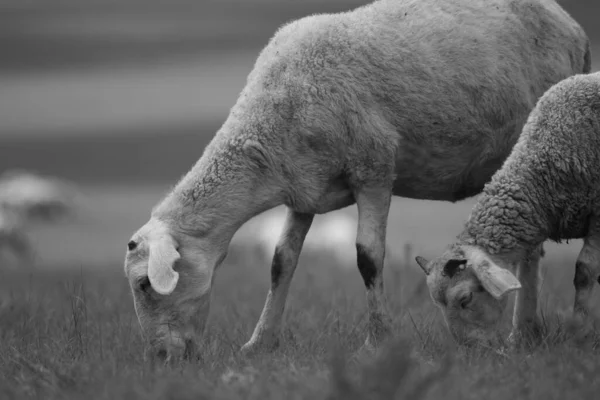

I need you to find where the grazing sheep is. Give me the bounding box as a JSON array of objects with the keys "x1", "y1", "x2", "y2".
[
  {"x1": 415, "y1": 72, "x2": 600, "y2": 348},
  {"x1": 123, "y1": 0, "x2": 590, "y2": 362},
  {"x1": 0, "y1": 170, "x2": 78, "y2": 267}
]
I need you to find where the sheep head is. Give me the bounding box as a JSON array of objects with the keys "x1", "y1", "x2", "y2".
[
  {"x1": 416, "y1": 244, "x2": 521, "y2": 346},
  {"x1": 124, "y1": 217, "x2": 227, "y2": 364}
]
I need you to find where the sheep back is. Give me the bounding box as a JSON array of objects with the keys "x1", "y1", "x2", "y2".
[{"x1": 221, "y1": 0, "x2": 590, "y2": 198}]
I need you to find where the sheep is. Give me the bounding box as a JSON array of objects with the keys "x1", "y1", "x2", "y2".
[
  {"x1": 415, "y1": 72, "x2": 600, "y2": 348},
  {"x1": 237, "y1": 208, "x2": 395, "y2": 269},
  {"x1": 123, "y1": 0, "x2": 590, "y2": 362},
  {"x1": 0, "y1": 170, "x2": 78, "y2": 267}
]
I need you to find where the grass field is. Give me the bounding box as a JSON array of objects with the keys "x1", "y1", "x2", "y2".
[
  {"x1": 3, "y1": 186, "x2": 600, "y2": 399},
  {"x1": 2, "y1": 243, "x2": 600, "y2": 399}
]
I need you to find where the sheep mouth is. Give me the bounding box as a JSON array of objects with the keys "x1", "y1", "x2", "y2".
[{"x1": 150, "y1": 337, "x2": 200, "y2": 365}]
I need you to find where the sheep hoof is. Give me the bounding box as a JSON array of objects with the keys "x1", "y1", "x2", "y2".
[
  {"x1": 364, "y1": 314, "x2": 394, "y2": 349},
  {"x1": 240, "y1": 338, "x2": 280, "y2": 357},
  {"x1": 357, "y1": 340, "x2": 378, "y2": 358},
  {"x1": 507, "y1": 322, "x2": 543, "y2": 350},
  {"x1": 356, "y1": 333, "x2": 395, "y2": 360}
]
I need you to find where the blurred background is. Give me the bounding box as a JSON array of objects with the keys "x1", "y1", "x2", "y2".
[{"x1": 0, "y1": 0, "x2": 598, "y2": 272}]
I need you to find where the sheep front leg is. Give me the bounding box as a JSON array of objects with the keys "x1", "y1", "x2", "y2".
[
  {"x1": 508, "y1": 244, "x2": 544, "y2": 348},
  {"x1": 355, "y1": 187, "x2": 393, "y2": 349},
  {"x1": 241, "y1": 209, "x2": 314, "y2": 355}
]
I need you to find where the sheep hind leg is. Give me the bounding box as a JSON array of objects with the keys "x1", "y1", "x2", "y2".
[
  {"x1": 573, "y1": 232, "x2": 600, "y2": 322},
  {"x1": 240, "y1": 209, "x2": 314, "y2": 356},
  {"x1": 354, "y1": 186, "x2": 394, "y2": 350},
  {"x1": 508, "y1": 244, "x2": 544, "y2": 349}
]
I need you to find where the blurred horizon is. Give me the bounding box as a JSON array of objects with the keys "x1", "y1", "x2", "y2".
[
  {"x1": 0, "y1": 0, "x2": 598, "y2": 185},
  {"x1": 0, "y1": 0, "x2": 598, "y2": 269}
]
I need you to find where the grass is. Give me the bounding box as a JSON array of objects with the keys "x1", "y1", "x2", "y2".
[{"x1": 2, "y1": 245, "x2": 600, "y2": 399}]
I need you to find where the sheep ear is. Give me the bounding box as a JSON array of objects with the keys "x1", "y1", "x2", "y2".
[
  {"x1": 148, "y1": 234, "x2": 180, "y2": 295},
  {"x1": 415, "y1": 256, "x2": 431, "y2": 275},
  {"x1": 469, "y1": 249, "x2": 521, "y2": 299}
]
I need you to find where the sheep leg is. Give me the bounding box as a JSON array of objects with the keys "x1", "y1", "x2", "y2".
[
  {"x1": 573, "y1": 231, "x2": 600, "y2": 320},
  {"x1": 355, "y1": 187, "x2": 393, "y2": 349},
  {"x1": 508, "y1": 244, "x2": 544, "y2": 348},
  {"x1": 241, "y1": 209, "x2": 314, "y2": 355}
]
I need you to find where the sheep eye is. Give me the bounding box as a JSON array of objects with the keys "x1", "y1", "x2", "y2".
[
  {"x1": 460, "y1": 292, "x2": 473, "y2": 309},
  {"x1": 127, "y1": 240, "x2": 137, "y2": 251}
]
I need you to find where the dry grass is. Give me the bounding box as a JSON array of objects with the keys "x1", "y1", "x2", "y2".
[{"x1": 1, "y1": 247, "x2": 600, "y2": 399}]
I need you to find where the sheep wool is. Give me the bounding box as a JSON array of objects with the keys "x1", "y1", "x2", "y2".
[{"x1": 459, "y1": 72, "x2": 600, "y2": 254}]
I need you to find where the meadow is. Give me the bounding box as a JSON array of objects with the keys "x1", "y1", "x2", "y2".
[
  {"x1": 2, "y1": 0, "x2": 600, "y2": 398},
  {"x1": 2, "y1": 236, "x2": 600, "y2": 399}
]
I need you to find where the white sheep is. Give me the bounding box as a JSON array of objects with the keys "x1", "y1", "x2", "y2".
[
  {"x1": 0, "y1": 170, "x2": 78, "y2": 267},
  {"x1": 416, "y1": 72, "x2": 600, "y2": 348},
  {"x1": 123, "y1": 0, "x2": 590, "y2": 362}
]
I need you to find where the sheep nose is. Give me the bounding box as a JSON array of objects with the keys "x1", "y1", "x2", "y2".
[
  {"x1": 155, "y1": 347, "x2": 168, "y2": 362},
  {"x1": 150, "y1": 346, "x2": 184, "y2": 366},
  {"x1": 182, "y1": 338, "x2": 200, "y2": 361},
  {"x1": 146, "y1": 345, "x2": 169, "y2": 366},
  {"x1": 151, "y1": 336, "x2": 198, "y2": 364}
]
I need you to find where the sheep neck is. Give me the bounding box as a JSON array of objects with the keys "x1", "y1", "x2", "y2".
[
  {"x1": 457, "y1": 172, "x2": 547, "y2": 256},
  {"x1": 154, "y1": 138, "x2": 285, "y2": 240}
]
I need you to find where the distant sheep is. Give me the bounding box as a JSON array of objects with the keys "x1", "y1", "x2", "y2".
[
  {"x1": 123, "y1": 0, "x2": 590, "y2": 362},
  {"x1": 416, "y1": 72, "x2": 600, "y2": 348},
  {"x1": 0, "y1": 170, "x2": 78, "y2": 267}
]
